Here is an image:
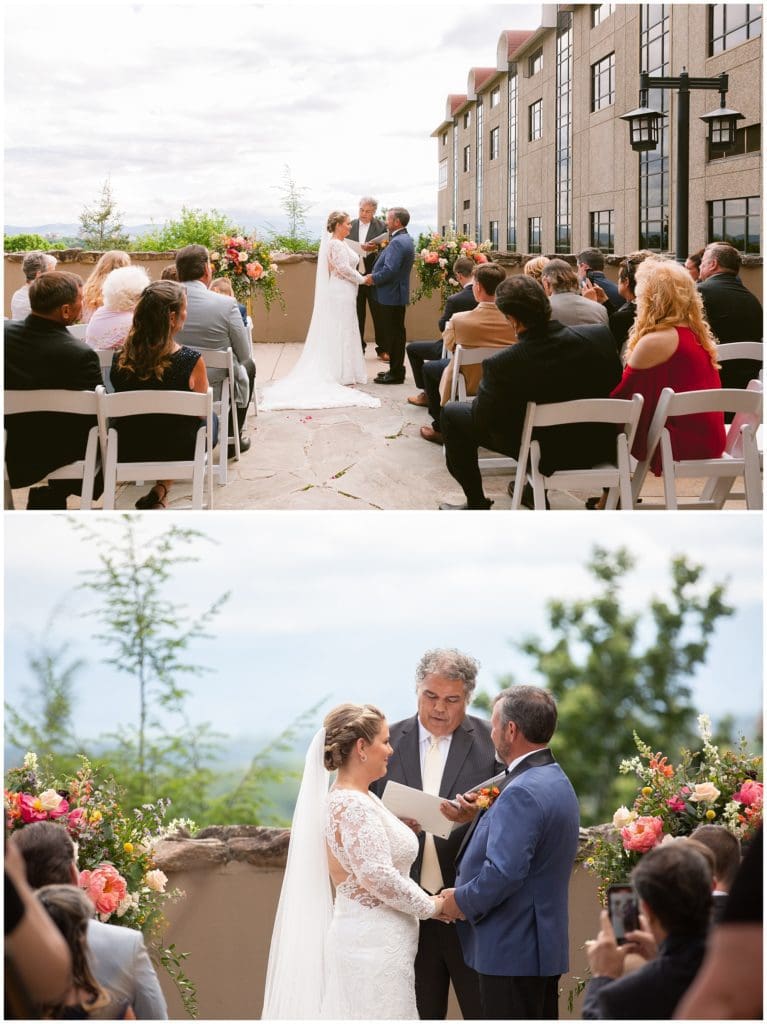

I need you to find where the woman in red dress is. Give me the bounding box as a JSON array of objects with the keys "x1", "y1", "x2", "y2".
[{"x1": 610, "y1": 258, "x2": 726, "y2": 475}]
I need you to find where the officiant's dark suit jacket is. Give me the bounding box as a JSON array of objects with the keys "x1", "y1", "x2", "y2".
[
  {"x1": 349, "y1": 217, "x2": 387, "y2": 275},
  {"x1": 4, "y1": 315, "x2": 103, "y2": 488},
  {"x1": 370, "y1": 713, "x2": 499, "y2": 888}
]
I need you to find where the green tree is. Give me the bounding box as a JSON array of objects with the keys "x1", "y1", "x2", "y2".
[
  {"x1": 267, "y1": 165, "x2": 317, "y2": 252},
  {"x1": 3, "y1": 233, "x2": 55, "y2": 252},
  {"x1": 79, "y1": 178, "x2": 130, "y2": 250},
  {"x1": 132, "y1": 207, "x2": 239, "y2": 252},
  {"x1": 474, "y1": 546, "x2": 734, "y2": 824}
]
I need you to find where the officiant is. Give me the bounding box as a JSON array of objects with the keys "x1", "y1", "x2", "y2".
[
  {"x1": 349, "y1": 196, "x2": 387, "y2": 356},
  {"x1": 371, "y1": 648, "x2": 500, "y2": 1020}
]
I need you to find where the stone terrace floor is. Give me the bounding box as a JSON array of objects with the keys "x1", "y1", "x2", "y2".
[{"x1": 8, "y1": 344, "x2": 750, "y2": 511}]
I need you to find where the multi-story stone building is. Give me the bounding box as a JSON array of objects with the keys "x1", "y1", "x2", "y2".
[{"x1": 432, "y1": 4, "x2": 762, "y2": 257}]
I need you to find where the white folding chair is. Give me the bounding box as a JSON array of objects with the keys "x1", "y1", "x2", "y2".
[
  {"x1": 449, "y1": 343, "x2": 508, "y2": 402},
  {"x1": 716, "y1": 341, "x2": 763, "y2": 384},
  {"x1": 631, "y1": 386, "x2": 763, "y2": 510},
  {"x1": 96, "y1": 348, "x2": 116, "y2": 391},
  {"x1": 510, "y1": 395, "x2": 644, "y2": 510},
  {"x1": 66, "y1": 324, "x2": 88, "y2": 341},
  {"x1": 193, "y1": 348, "x2": 237, "y2": 486},
  {"x1": 4, "y1": 387, "x2": 103, "y2": 510},
  {"x1": 98, "y1": 388, "x2": 214, "y2": 510}
]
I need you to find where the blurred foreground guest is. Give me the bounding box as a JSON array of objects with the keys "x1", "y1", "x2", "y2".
[
  {"x1": 85, "y1": 266, "x2": 150, "y2": 350},
  {"x1": 582, "y1": 842, "x2": 711, "y2": 1019},
  {"x1": 81, "y1": 251, "x2": 131, "y2": 323},
  {"x1": 111, "y1": 280, "x2": 217, "y2": 510},
  {"x1": 690, "y1": 825, "x2": 742, "y2": 923},
  {"x1": 676, "y1": 828, "x2": 762, "y2": 1020},
  {"x1": 37, "y1": 886, "x2": 136, "y2": 1020},
  {"x1": 10, "y1": 251, "x2": 58, "y2": 320},
  {"x1": 210, "y1": 276, "x2": 248, "y2": 327}
]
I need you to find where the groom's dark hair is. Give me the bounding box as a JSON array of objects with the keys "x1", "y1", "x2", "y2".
[
  {"x1": 494, "y1": 685, "x2": 557, "y2": 743},
  {"x1": 389, "y1": 207, "x2": 410, "y2": 227}
]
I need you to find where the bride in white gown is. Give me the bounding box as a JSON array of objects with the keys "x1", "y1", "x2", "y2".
[
  {"x1": 261, "y1": 704, "x2": 447, "y2": 1020},
  {"x1": 259, "y1": 212, "x2": 381, "y2": 410}
]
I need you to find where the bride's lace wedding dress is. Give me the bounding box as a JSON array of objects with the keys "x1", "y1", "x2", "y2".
[{"x1": 259, "y1": 233, "x2": 381, "y2": 410}]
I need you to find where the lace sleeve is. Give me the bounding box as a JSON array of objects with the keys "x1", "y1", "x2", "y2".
[
  {"x1": 327, "y1": 792, "x2": 435, "y2": 919},
  {"x1": 328, "y1": 240, "x2": 365, "y2": 285}
]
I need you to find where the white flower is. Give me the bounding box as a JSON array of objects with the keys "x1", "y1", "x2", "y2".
[
  {"x1": 238, "y1": 252, "x2": 249, "y2": 263},
  {"x1": 23, "y1": 752, "x2": 39, "y2": 772},
  {"x1": 661, "y1": 833, "x2": 682, "y2": 845},
  {"x1": 619, "y1": 757, "x2": 642, "y2": 775},
  {"x1": 697, "y1": 714, "x2": 712, "y2": 742},
  {"x1": 209, "y1": 251, "x2": 220, "y2": 261},
  {"x1": 144, "y1": 869, "x2": 168, "y2": 893},
  {"x1": 689, "y1": 782, "x2": 721, "y2": 804},
  {"x1": 116, "y1": 892, "x2": 140, "y2": 918},
  {"x1": 612, "y1": 806, "x2": 637, "y2": 829},
  {"x1": 38, "y1": 789, "x2": 64, "y2": 811}
]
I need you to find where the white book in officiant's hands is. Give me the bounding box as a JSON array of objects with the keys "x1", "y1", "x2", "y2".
[
  {"x1": 381, "y1": 781, "x2": 458, "y2": 840},
  {"x1": 345, "y1": 232, "x2": 388, "y2": 256}
]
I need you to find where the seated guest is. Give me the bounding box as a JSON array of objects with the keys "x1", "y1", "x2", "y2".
[
  {"x1": 80, "y1": 251, "x2": 131, "y2": 323},
  {"x1": 522, "y1": 255, "x2": 550, "y2": 283},
  {"x1": 439, "y1": 276, "x2": 621, "y2": 509},
  {"x1": 175, "y1": 243, "x2": 255, "y2": 455},
  {"x1": 690, "y1": 824, "x2": 742, "y2": 924},
  {"x1": 36, "y1": 886, "x2": 136, "y2": 1020},
  {"x1": 12, "y1": 822, "x2": 168, "y2": 1019},
  {"x1": 605, "y1": 253, "x2": 647, "y2": 356},
  {"x1": 420, "y1": 263, "x2": 515, "y2": 445},
  {"x1": 577, "y1": 247, "x2": 621, "y2": 309},
  {"x1": 210, "y1": 276, "x2": 248, "y2": 328},
  {"x1": 10, "y1": 252, "x2": 58, "y2": 320},
  {"x1": 406, "y1": 256, "x2": 478, "y2": 407},
  {"x1": 111, "y1": 281, "x2": 218, "y2": 510},
  {"x1": 611, "y1": 259, "x2": 726, "y2": 476},
  {"x1": 697, "y1": 242, "x2": 763, "y2": 390},
  {"x1": 160, "y1": 264, "x2": 178, "y2": 281},
  {"x1": 4, "y1": 272, "x2": 103, "y2": 509},
  {"x1": 85, "y1": 266, "x2": 150, "y2": 350},
  {"x1": 540, "y1": 259, "x2": 609, "y2": 327},
  {"x1": 685, "y1": 248, "x2": 705, "y2": 282},
  {"x1": 582, "y1": 842, "x2": 712, "y2": 1019}
]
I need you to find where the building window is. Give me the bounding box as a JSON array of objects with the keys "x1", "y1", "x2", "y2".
[
  {"x1": 463, "y1": 145, "x2": 471, "y2": 172},
  {"x1": 709, "y1": 4, "x2": 761, "y2": 55},
  {"x1": 463, "y1": 110, "x2": 471, "y2": 129},
  {"x1": 438, "y1": 159, "x2": 448, "y2": 191},
  {"x1": 590, "y1": 210, "x2": 614, "y2": 253},
  {"x1": 591, "y1": 4, "x2": 615, "y2": 27},
  {"x1": 639, "y1": 5, "x2": 670, "y2": 252},
  {"x1": 441, "y1": 131, "x2": 447, "y2": 147},
  {"x1": 489, "y1": 126, "x2": 500, "y2": 160},
  {"x1": 490, "y1": 86, "x2": 501, "y2": 108},
  {"x1": 554, "y1": 11, "x2": 573, "y2": 254},
  {"x1": 591, "y1": 53, "x2": 615, "y2": 111},
  {"x1": 529, "y1": 99, "x2": 542, "y2": 141},
  {"x1": 708, "y1": 122, "x2": 761, "y2": 160},
  {"x1": 475, "y1": 99, "x2": 484, "y2": 244},
  {"x1": 463, "y1": 199, "x2": 471, "y2": 210},
  {"x1": 489, "y1": 221, "x2": 499, "y2": 248},
  {"x1": 709, "y1": 197, "x2": 760, "y2": 253},
  {"x1": 441, "y1": 225, "x2": 446, "y2": 235},
  {"x1": 462, "y1": 223, "x2": 470, "y2": 236},
  {"x1": 452, "y1": 122, "x2": 459, "y2": 226},
  {"x1": 529, "y1": 48, "x2": 543, "y2": 76},
  {"x1": 528, "y1": 217, "x2": 542, "y2": 254},
  {"x1": 507, "y1": 67, "x2": 519, "y2": 251}
]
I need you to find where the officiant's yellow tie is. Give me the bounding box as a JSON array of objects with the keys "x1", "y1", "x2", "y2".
[{"x1": 421, "y1": 737, "x2": 445, "y2": 894}]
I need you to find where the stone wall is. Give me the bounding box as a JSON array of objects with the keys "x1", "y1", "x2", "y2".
[{"x1": 151, "y1": 825, "x2": 602, "y2": 1020}]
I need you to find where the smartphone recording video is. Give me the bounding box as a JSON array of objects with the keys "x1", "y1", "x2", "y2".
[{"x1": 607, "y1": 884, "x2": 640, "y2": 945}]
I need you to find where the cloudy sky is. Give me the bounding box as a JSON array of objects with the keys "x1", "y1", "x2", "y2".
[
  {"x1": 4, "y1": 514, "x2": 762, "y2": 754},
  {"x1": 5, "y1": 1, "x2": 541, "y2": 237}
]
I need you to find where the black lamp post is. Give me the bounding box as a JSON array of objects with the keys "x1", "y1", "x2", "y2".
[{"x1": 621, "y1": 69, "x2": 744, "y2": 262}]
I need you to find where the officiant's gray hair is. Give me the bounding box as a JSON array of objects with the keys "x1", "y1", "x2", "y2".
[
  {"x1": 415, "y1": 648, "x2": 479, "y2": 699},
  {"x1": 360, "y1": 196, "x2": 378, "y2": 209}
]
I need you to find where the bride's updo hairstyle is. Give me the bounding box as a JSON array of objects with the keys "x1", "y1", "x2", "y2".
[
  {"x1": 326, "y1": 211, "x2": 349, "y2": 233},
  {"x1": 323, "y1": 703, "x2": 385, "y2": 771}
]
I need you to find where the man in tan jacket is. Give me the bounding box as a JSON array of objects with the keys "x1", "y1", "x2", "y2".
[{"x1": 420, "y1": 263, "x2": 516, "y2": 444}]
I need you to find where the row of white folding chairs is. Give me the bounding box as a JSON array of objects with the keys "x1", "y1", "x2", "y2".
[{"x1": 4, "y1": 386, "x2": 214, "y2": 510}]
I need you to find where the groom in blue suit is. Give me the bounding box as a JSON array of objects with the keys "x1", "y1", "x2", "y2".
[
  {"x1": 364, "y1": 206, "x2": 415, "y2": 384},
  {"x1": 441, "y1": 685, "x2": 579, "y2": 1019}
]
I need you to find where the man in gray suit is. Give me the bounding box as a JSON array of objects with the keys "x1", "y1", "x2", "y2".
[
  {"x1": 541, "y1": 259, "x2": 609, "y2": 327},
  {"x1": 12, "y1": 822, "x2": 168, "y2": 1019},
  {"x1": 175, "y1": 244, "x2": 256, "y2": 455},
  {"x1": 371, "y1": 648, "x2": 500, "y2": 1019}
]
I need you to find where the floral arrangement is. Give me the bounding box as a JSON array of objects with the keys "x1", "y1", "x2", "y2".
[
  {"x1": 5, "y1": 753, "x2": 199, "y2": 1017},
  {"x1": 209, "y1": 233, "x2": 284, "y2": 311},
  {"x1": 411, "y1": 227, "x2": 493, "y2": 305},
  {"x1": 584, "y1": 716, "x2": 762, "y2": 901},
  {"x1": 474, "y1": 785, "x2": 501, "y2": 810}
]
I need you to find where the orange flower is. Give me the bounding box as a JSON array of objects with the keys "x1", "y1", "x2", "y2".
[{"x1": 649, "y1": 754, "x2": 674, "y2": 778}]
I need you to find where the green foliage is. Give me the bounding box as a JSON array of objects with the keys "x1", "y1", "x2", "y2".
[
  {"x1": 132, "y1": 206, "x2": 240, "y2": 252},
  {"x1": 273, "y1": 164, "x2": 312, "y2": 241},
  {"x1": 79, "y1": 178, "x2": 130, "y2": 250},
  {"x1": 3, "y1": 233, "x2": 55, "y2": 252},
  {"x1": 474, "y1": 546, "x2": 734, "y2": 824},
  {"x1": 267, "y1": 233, "x2": 320, "y2": 254},
  {"x1": 159, "y1": 945, "x2": 198, "y2": 1019}
]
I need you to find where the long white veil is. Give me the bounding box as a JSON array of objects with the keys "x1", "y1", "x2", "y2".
[{"x1": 261, "y1": 727, "x2": 332, "y2": 1019}]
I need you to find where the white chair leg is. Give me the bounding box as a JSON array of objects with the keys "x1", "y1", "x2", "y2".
[
  {"x1": 102, "y1": 429, "x2": 118, "y2": 510},
  {"x1": 660, "y1": 431, "x2": 677, "y2": 510}
]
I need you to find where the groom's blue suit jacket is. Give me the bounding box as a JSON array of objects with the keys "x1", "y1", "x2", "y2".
[
  {"x1": 454, "y1": 751, "x2": 579, "y2": 977},
  {"x1": 371, "y1": 229, "x2": 415, "y2": 306}
]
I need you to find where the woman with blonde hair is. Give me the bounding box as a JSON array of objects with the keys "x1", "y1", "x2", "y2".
[
  {"x1": 263, "y1": 703, "x2": 447, "y2": 1019},
  {"x1": 85, "y1": 265, "x2": 150, "y2": 350},
  {"x1": 81, "y1": 250, "x2": 131, "y2": 322},
  {"x1": 610, "y1": 258, "x2": 725, "y2": 475},
  {"x1": 522, "y1": 255, "x2": 550, "y2": 282}
]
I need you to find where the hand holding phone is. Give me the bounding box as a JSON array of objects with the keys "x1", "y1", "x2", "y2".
[{"x1": 607, "y1": 884, "x2": 640, "y2": 945}]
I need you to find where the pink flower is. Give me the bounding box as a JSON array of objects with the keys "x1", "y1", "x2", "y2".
[
  {"x1": 78, "y1": 864, "x2": 128, "y2": 919},
  {"x1": 473, "y1": 253, "x2": 489, "y2": 264},
  {"x1": 20, "y1": 793, "x2": 52, "y2": 823},
  {"x1": 246, "y1": 261, "x2": 263, "y2": 280},
  {"x1": 424, "y1": 252, "x2": 439, "y2": 264},
  {"x1": 734, "y1": 780, "x2": 763, "y2": 807},
  {"x1": 67, "y1": 807, "x2": 86, "y2": 831},
  {"x1": 667, "y1": 795, "x2": 686, "y2": 812},
  {"x1": 621, "y1": 815, "x2": 664, "y2": 853}
]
